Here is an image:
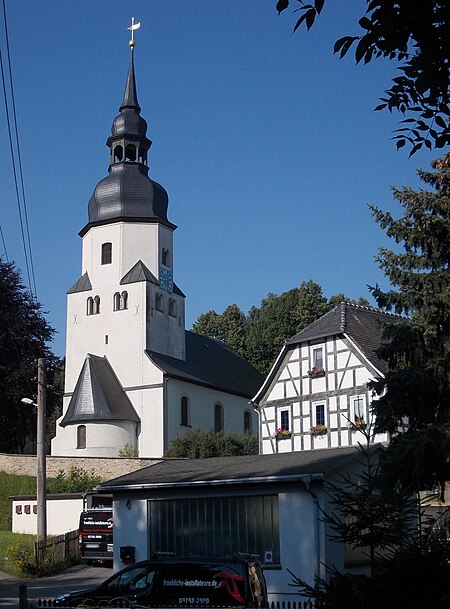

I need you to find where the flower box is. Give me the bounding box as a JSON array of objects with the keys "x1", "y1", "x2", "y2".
[
  {"x1": 274, "y1": 428, "x2": 292, "y2": 439},
  {"x1": 310, "y1": 424, "x2": 327, "y2": 436},
  {"x1": 347, "y1": 417, "x2": 366, "y2": 431},
  {"x1": 308, "y1": 367, "x2": 325, "y2": 379}
]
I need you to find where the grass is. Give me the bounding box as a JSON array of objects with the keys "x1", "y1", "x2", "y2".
[
  {"x1": 0, "y1": 530, "x2": 36, "y2": 577},
  {"x1": 0, "y1": 471, "x2": 37, "y2": 531}
]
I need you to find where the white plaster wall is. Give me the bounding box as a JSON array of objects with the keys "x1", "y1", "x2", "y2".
[
  {"x1": 113, "y1": 497, "x2": 149, "y2": 569},
  {"x1": 52, "y1": 421, "x2": 136, "y2": 457},
  {"x1": 135, "y1": 385, "x2": 165, "y2": 457},
  {"x1": 165, "y1": 379, "x2": 258, "y2": 451},
  {"x1": 264, "y1": 490, "x2": 317, "y2": 602},
  {"x1": 12, "y1": 497, "x2": 84, "y2": 535}
]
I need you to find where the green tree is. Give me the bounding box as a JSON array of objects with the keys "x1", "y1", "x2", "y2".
[
  {"x1": 0, "y1": 258, "x2": 56, "y2": 453},
  {"x1": 276, "y1": 0, "x2": 450, "y2": 154},
  {"x1": 369, "y1": 153, "x2": 450, "y2": 498},
  {"x1": 372, "y1": 154, "x2": 450, "y2": 498},
  {"x1": 165, "y1": 429, "x2": 259, "y2": 459},
  {"x1": 192, "y1": 305, "x2": 247, "y2": 359},
  {"x1": 47, "y1": 466, "x2": 103, "y2": 493}
]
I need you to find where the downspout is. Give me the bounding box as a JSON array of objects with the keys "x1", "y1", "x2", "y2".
[{"x1": 163, "y1": 375, "x2": 169, "y2": 455}]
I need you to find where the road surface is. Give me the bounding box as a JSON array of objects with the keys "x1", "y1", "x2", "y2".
[{"x1": 0, "y1": 563, "x2": 113, "y2": 608}]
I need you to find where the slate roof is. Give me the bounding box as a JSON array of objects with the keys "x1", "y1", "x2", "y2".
[
  {"x1": 120, "y1": 260, "x2": 185, "y2": 297},
  {"x1": 67, "y1": 272, "x2": 92, "y2": 294},
  {"x1": 98, "y1": 445, "x2": 380, "y2": 491},
  {"x1": 60, "y1": 353, "x2": 140, "y2": 427},
  {"x1": 148, "y1": 331, "x2": 264, "y2": 399},
  {"x1": 287, "y1": 303, "x2": 403, "y2": 374}
]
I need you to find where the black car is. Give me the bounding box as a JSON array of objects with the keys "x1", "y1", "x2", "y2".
[{"x1": 53, "y1": 556, "x2": 267, "y2": 607}]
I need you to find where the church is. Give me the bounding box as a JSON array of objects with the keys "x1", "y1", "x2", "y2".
[{"x1": 51, "y1": 35, "x2": 262, "y2": 458}]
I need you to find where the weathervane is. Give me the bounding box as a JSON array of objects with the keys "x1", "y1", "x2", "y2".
[{"x1": 128, "y1": 17, "x2": 141, "y2": 48}]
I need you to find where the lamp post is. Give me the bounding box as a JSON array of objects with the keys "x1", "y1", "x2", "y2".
[{"x1": 21, "y1": 357, "x2": 47, "y2": 542}]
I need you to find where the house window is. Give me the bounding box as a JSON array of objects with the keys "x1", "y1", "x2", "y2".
[
  {"x1": 149, "y1": 495, "x2": 280, "y2": 564},
  {"x1": 169, "y1": 299, "x2": 177, "y2": 317},
  {"x1": 155, "y1": 293, "x2": 164, "y2": 312},
  {"x1": 315, "y1": 403, "x2": 326, "y2": 427},
  {"x1": 181, "y1": 396, "x2": 190, "y2": 426},
  {"x1": 77, "y1": 425, "x2": 86, "y2": 449},
  {"x1": 351, "y1": 395, "x2": 365, "y2": 419},
  {"x1": 280, "y1": 409, "x2": 290, "y2": 431},
  {"x1": 214, "y1": 403, "x2": 224, "y2": 432},
  {"x1": 312, "y1": 345, "x2": 324, "y2": 370},
  {"x1": 101, "y1": 242, "x2": 112, "y2": 265},
  {"x1": 244, "y1": 410, "x2": 252, "y2": 434},
  {"x1": 15, "y1": 505, "x2": 22, "y2": 514}
]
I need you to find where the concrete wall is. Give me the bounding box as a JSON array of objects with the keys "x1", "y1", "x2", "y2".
[
  {"x1": 12, "y1": 496, "x2": 84, "y2": 535},
  {"x1": 0, "y1": 453, "x2": 159, "y2": 480}
]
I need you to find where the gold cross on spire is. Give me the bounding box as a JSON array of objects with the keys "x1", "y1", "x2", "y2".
[{"x1": 128, "y1": 17, "x2": 141, "y2": 48}]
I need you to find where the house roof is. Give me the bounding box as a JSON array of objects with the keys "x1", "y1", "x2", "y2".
[
  {"x1": 286, "y1": 303, "x2": 402, "y2": 374},
  {"x1": 148, "y1": 331, "x2": 264, "y2": 399},
  {"x1": 98, "y1": 445, "x2": 380, "y2": 491},
  {"x1": 60, "y1": 353, "x2": 140, "y2": 427}
]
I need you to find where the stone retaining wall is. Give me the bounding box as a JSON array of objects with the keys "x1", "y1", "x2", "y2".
[{"x1": 0, "y1": 453, "x2": 160, "y2": 481}]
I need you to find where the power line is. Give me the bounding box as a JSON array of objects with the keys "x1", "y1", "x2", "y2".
[
  {"x1": 0, "y1": 0, "x2": 37, "y2": 298},
  {"x1": 0, "y1": 224, "x2": 8, "y2": 260}
]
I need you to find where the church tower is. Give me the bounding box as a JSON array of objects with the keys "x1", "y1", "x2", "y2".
[
  {"x1": 52, "y1": 33, "x2": 186, "y2": 457},
  {"x1": 51, "y1": 25, "x2": 263, "y2": 459}
]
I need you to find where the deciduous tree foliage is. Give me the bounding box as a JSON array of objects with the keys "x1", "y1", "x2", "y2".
[
  {"x1": 276, "y1": 0, "x2": 450, "y2": 154},
  {"x1": 0, "y1": 258, "x2": 59, "y2": 453},
  {"x1": 369, "y1": 153, "x2": 450, "y2": 497},
  {"x1": 193, "y1": 279, "x2": 369, "y2": 374}
]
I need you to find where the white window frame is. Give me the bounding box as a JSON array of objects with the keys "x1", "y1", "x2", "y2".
[
  {"x1": 310, "y1": 344, "x2": 325, "y2": 370},
  {"x1": 313, "y1": 401, "x2": 326, "y2": 427},
  {"x1": 350, "y1": 395, "x2": 366, "y2": 422},
  {"x1": 277, "y1": 407, "x2": 291, "y2": 431}
]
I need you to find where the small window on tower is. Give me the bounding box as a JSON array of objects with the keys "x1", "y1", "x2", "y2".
[
  {"x1": 101, "y1": 242, "x2": 112, "y2": 265},
  {"x1": 162, "y1": 248, "x2": 170, "y2": 266},
  {"x1": 156, "y1": 293, "x2": 164, "y2": 312},
  {"x1": 125, "y1": 144, "x2": 137, "y2": 161},
  {"x1": 169, "y1": 299, "x2": 177, "y2": 317},
  {"x1": 114, "y1": 145, "x2": 123, "y2": 162},
  {"x1": 77, "y1": 425, "x2": 86, "y2": 449},
  {"x1": 214, "y1": 403, "x2": 224, "y2": 433}
]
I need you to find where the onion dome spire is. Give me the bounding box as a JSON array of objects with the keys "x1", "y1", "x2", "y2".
[{"x1": 81, "y1": 20, "x2": 175, "y2": 236}]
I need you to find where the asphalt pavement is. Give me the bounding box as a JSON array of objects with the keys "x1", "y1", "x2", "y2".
[{"x1": 0, "y1": 563, "x2": 113, "y2": 608}]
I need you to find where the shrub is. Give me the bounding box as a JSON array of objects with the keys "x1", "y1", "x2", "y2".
[
  {"x1": 47, "y1": 466, "x2": 102, "y2": 494},
  {"x1": 118, "y1": 443, "x2": 139, "y2": 458}
]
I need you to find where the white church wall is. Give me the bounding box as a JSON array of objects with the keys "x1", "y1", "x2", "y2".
[
  {"x1": 165, "y1": 379, "x2": 258, "y2": 453},
  {"x1": 135, "y1": 385, "x2": 165, "y2": 457},
  {"x1": 52, "y1": 420, "x2": 136, "y2": 457}
]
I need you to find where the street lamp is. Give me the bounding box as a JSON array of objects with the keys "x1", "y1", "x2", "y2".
[{"x1": 21, "y1": 358, "x2": 47, "y2": 542}]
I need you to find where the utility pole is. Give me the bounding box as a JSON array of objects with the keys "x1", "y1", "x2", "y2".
[{"x1": 36, "y1": 357, "x2": 47, "y2": 542}]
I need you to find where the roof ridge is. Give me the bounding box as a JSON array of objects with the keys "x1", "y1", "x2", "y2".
[{"x1": 341, "y1": 301, "x2": 406, "y2": 320}]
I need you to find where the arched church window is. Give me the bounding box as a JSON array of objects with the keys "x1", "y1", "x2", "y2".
[
  {"x1": 77, "y1": 425, "x2": 86, "y2": 449},
  {"x1": 114, "y1": 145, "x2": 123, "y2": 162},
  {"x1": 244, "y1": 410, "x2": 252, "y2": 435},
  {"x1": 121, "y1": 291, "x2": 128, "y2": 310},
  {"x1": 101, "y1": 242, "x2": 112, "y2": 265},
  {"x1": 138, "y1": 146, "x2": 147, "y2": 165},
  {"x1": 162, "y1": 248, "x2": 170, "y2": 266},
  {"x1": 93, "y1": 295, "x2": 101, "y2": 315},
  {"x1": 214, "y1": 403, "x2": 224, "y2": 433},
  {"x1": 113, "y1": 292, "x2": 121, "y2": 311},
  {"x1": 86, "y1": 297, "x2": 94, "y2": 316},
  {"x1": 181, "y1": 396, "x2": 190, "y2": 426},
  {"x1": 169, "y1": 298, "x2": 177, "y2": 317},
  {"x1": 156, "y1": 293, "x2": 164, "y2": 312},
  {"x1": 125, "y1": 143, "x2": 137, "y2": 162}
]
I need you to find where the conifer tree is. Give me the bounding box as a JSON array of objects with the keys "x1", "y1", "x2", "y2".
[{"x1": 369, "y1": 153, "x2": 450, "y2": 498}]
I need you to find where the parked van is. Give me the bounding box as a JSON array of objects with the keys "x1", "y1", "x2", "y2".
[
  {"x1": 78, "y1": 508, "x2": 113, "y2": 564},
  {"x1": 54, "y1": 555, "x2": 267, "y2": 607}
]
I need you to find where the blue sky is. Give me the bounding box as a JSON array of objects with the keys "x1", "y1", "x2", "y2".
[{"x1": 1, "y1": 1, "x2": 434, "y2": 357}]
